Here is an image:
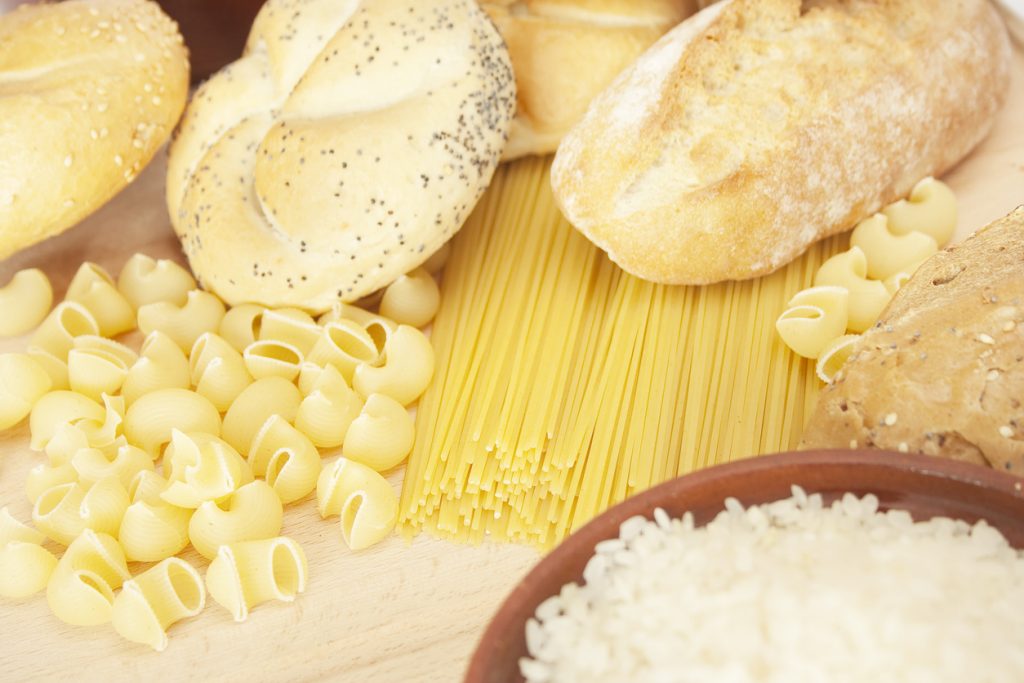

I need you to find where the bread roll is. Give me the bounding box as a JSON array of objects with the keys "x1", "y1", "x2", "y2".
[
  {"x1": 167, "y1": 0, "x2": 515, "y2": 312},
  {"x1": 801, "y1": 207, "x2": 1024, "y2": 474},
  {"x1": 480, "y1": 0, "x2": 695, "y2": 159},
  {"x1": 550, "y1": 0, "x2": 1011, "y2": 285},
  {"x1": 0, "y1": 0, "x2": 188, "y2": 259}
]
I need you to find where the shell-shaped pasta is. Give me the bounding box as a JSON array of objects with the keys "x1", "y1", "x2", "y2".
[
  {"x1": 112, "y1": 557, "x2": 205, "y2": 651},
  {"x1": 849, "y1": 214, "x2": 938, "y2": 281},
  {"x1": 248, "y1": 416, "x2": 321, "y2": 504},
  {"x1": 0, "y1": 541, "x2": 58, "y2": 599},
  {"x1": 295, "y1": 364, "x2": 362, "y2": 448},
  {"x1": 190, "y1": 332, "x2": 254, "y2": 412},
  {"x1": 117, "y1": 253, "x2": 197, "y2": 309},
  {"x1": 65, "y1": 262, "x2": 137, "y2": 337},
  {"x1": 342, "y1": 394, "x2": 414, "y2": 472},
  {"x1": 73, "y1": 335, "x2": 138, "y2": 365},
  {"x1": 379, "y1": 269, "x2": 441, "y2": 328},
  {"x1": 218, "y1": 304, "x2": 266, "y2": 352},
  {"x1": 124, "y1": 388, "x2": 221, "y2": 459},
  {"x1": 422, "y1": 241, "x2": 451, "y2": 275},
  {"x1": 306, "y1": 320, "x2": 380, "y2": 382},
  {"x1": 67, "y1": 348, "x2": 130, "y2": 400},
  {"x1": 27, "y1": 346, "x2": 70, "y2": 391},
  {"x1": 119, "y1": 498, "x2": 192, "y2": 563},
  {"x1": 161, "y1": 430, "x2": 253, "y2": 509},
  {"x1": 32, "y1": 477, "x2": 130, "y2": 545},
  {"x1": 884, "y1": 271, "x2": 912, "y2": 295},
  {"x1": 0, "y1": 268, "x2": 53, "y2": 337},
  {"x1": 74, "y1": 394, "x2": 126, "y2": 450},
  {"x1": 881, "y1": 177, "x2": 957, "y2": 247},
  {"x1": 205, "y1": 537, "x2": 307, "y2": 623},
  {"x1": 316, "y1": 458, "x2": 397, "y2": 550},
  {"x1": 243, "y1": 340, "x2": 304, "y2": 381},
  {"x1": 46, "y1": 529, "x2": 130, "y2": 626},
  {"x1": 29, "y1": 301, "x2": 99, "y2": 359},
  {"x1": 352, "y1": 325, "x2": 435, "y2": 405},
  {"x1": 122, "y1": 331, "x2": 191, "y2": 406},
  {"x1": 775, "y1": 286, "x2": 849, "y2": 360},
  {"x1": 221, "y1": 377, "x2": 302, "y2": 455},
  {"x1": 816, "y1": 334, "x2": 861, "y2": 384},
  {"x1": 25, "y1": 462, "x2": 79, "y2": 503},
  {"x1": 44, "y1": 423, "x2": 90, "y2": 465},
  {"x1": 188, "y1": 480, "x2": 283, "y2": 560},
  {"x1": 814, "y1": 247, "x2": 893, "y2": 334},
  {"x1": 129, "y1": 470, "x2": 171, "y2": 504},
  {"x1": 72, "y1": 442, "x2": 153, "y2": 489},
  {"x1": 1, "y1": 507, "x2": 45, "y2": 544},
  {"x1": 259, "y1": 308, "x2": 321, "y2": 355},
  {"x1": 0, "y1": 353, "x2": 52, "y2": 430},
  {"x1": 29, "y1": 390, "x2": 104, "y2": 451},
  {"x1": 137, "y1": 289, "x2": 227, "y2": 352}
]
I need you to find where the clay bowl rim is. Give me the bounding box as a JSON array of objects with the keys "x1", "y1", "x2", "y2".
[{"x1": 464, "y1": 449, "x2": 1024, "y2": 683}]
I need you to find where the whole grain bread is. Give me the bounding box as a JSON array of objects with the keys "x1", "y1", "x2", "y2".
[
  {"x1": 800, "y1": 207, "x2": 1024, "y2": 474},
  {"x1": 550, "y1": 0, "x2": 1011, "y2": 285}
]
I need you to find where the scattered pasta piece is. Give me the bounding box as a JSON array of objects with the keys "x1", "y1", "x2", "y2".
[
  {"x1": 137, "y1": 289, "x2": 226, "y2": 352},
  {"x1": 221, "y1": 377, "x2": 302, "y2": 455},
  {"x1": 123, "y1": 388, "x2": 221, "y2": 459},
  {"x1": 30, "y1": 301, "x2": 99, "y2": 359},
  {"x1": 421, "y1": 241, "x2": 451, "y2": 275},
  {"x1": 0, "y1": 269, "x2": 53, "y2": 337},
  {"x1": 122, "y1": 331, "x2": 191, "y2": 405},
  {"x1": 119, "y1": 472, "x2": 192, "y2": 563},
  {"x1": 815, "y1": 335, "x2": 861, "y2": 384},
  {"x1": 161, "y1": 430, "x2": 253, "y2": 509},
  {"x1": 295, "y1": 364, "x2": 362, "y2": 448},
  {"x1": 243, "y1": 340, "x2": 303, "y2": 381},
  {"x1": 25, "y1": 462, "x2": 78, "y2": 504},
  {"x1": 850, "y1": 214, "x2": 938, "y2": 280},
  {"x1": 188, "y1": 480, "x2": 283, "y2": 560},
  {"x1": 218, "y1": 304, "x2": 266, "y2": 353},
  {"x1": 0, "y1": 507, "x2": 57, "y2": 599},
  {"x1": 29, "y1": 390, "x2": 105, "y2": 451},
  {"x1": 317, "y1": 458, "x2": 398, "y2": 550},
  {"x1": 65, "y1": 262, "x2": 136, "y2": 337},
  {"x1": 189, "y1": 332, "x2": 254, "y2": 412},
  {"x1": 342, "y1": 394, "x2": 415, "y2": 472},
  {"x1": 32, "y1": 477, "x2": 130, "y2": 546},
  {"x1": 318, "y1": 303, "x2": 398, "y2": 336},
  {"x1": 884, "y1": 271, "x2": 912, "y2": 295},
  {"x1": 882, "y1": 177, "x2": 957, "y2": 247},
  {"x1": 44, "y1": 423, "x2": 90, "y2": 465},
  {"x1": 205, "y1": 537, "x2": 307, "y2": 623},
  {"x1": 71, "y1": 442, "x2": 153, "y2": 489},
  {"x1": 775, "y1": 286, "x2": 849, "y2": 359},
  {"x1": 46, "y1": 529, "x2": 130, "y2": 626},
  {"x1": 67, "y1": 346, "x2": 131, "y2": 401},
  {"x1": 74, "y1": 393, "x2": 126, "y2": 450},
  {"x1": 27, "y1": 346, "x2": 70, "y2": 391},
  {"x1": 307, "y1": 320, "x2": 380, "y2": 382},
  {"x1": 248, "y1": 415, "x2": 322, "y2": 504},
  {"x1": 379, "y1": 268, "x2": 441, "y2": 328},
  {"x1": 117, "y1": 254, "x2": 197, "y2": 309},
  {"x1": 258, "y1": 308, "x2": 321, "y2": 355},
  {"x1": 353, "y1": 325, "x2": 435, "y2": 406},
  {"x1": 112, "y1": 557, "x2": 205, "y2": 651},
  {"x1": 814, "y1": 247, "x2": 892, "y2": 334},
  {"x1": 0, "y1": 353, "x2": 52, "y2": 430}
]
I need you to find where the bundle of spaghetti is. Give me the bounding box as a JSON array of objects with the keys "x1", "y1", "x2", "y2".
[{"x1": 400, "y1": 156, "x2": 843, "y2": 547}]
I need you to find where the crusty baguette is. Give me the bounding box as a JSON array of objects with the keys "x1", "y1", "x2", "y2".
[
  {"x1": 550, "y1": 0, "x2": 1011, "y2": 285},
  {"x1": 480, "y1": 0, "x2": 696, "y2": 159},
  {"x1": 0, "y1": 0, "x2": 188, "y2": 259},
  {"x1": 800, "y1": 206, "x2": 1024, "y2": 474}
]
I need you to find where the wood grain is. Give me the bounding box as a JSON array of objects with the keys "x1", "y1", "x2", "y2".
[{"x1": 0, "y1": 47, "x2": 1021, "y2": 683}]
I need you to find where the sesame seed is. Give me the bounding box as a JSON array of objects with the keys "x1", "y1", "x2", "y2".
[
  {"x1": 978, "y1": 333, "x2": 996, "y2": 345},
  {"x1": 849, "y1": 439, "x2": 858, "y2": 449},
  {"x1": 987, "y1": 369, "x2": 1000, "y2": 381},
  {"x1": 898, "y1": 442, "x2": 909, "y2": 453},
  {"x1": 1004, "y1": 321, "x2": 1017, "y2": 332},
  {"x1": 1000, "y1": 425, "x2": 1015, "y2": 438},
  {"x1": 884, "y1": 413, "x2": 898, "y2": 426},
  {"x1": 114, "y1": 155, "x2": 123, "y2": 166},
  {"x1": 63, "y1": 155, "x2": 73, "y2": 167}
]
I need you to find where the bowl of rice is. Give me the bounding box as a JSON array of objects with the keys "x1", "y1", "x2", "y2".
[{"x1": 464, "y1": 450, "x2": 1024, "y2": 683}]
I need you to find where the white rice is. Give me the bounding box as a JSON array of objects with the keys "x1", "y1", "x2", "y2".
[{"x1": 520, "y1": 487, "x2": 1024, "y2": 683}]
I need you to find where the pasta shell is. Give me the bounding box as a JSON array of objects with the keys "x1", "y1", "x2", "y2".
[
  {"x1": 881, "y1": 177, "x2": 957, "y2": 247},
  {"x1": 118, "y1": 498, "x2": 192, "y2": 563},
  {"x1": 295, "y1": 364, "x2": 362, "y2": 448},
  {"x1": 44, "y1": 423, "x2": 91, "y2": 465},
  {"x1": 249, "y1": 416, "x2": 321, "y2": 504},
  {"x1": 73, "y1": 393, "x2": 126, "y2": 450},
  {"x1": 342, "y1": 394, "x2": 415, "y2": 472},
  {"x1": 71, "y1": 442, "x2": 153, "y2": 489},
  {"x1": 25, "y1": 462, "x2": 78, "y2": 504},
  {"x1": 29, "y1": 390, "x2": 105, "y2": 451},
  {"x1": 850, "y1": 214, "x2": 938, "y2": 280},
  {"x1": 27, "y1": 346, "x2": 69, "y2": 391},
  {"x1": 0, "y1": 353, "x2": 52, "y2": 431},
  {"x1": 137, "y1": 289, "x2": 227, "y2": 352},
  {"x1": 0, "y1": 541, "x2": 57, "y2": 599},
  {"x1": 46, "y1": 529, "x2": 130, "y2": 626},
  {"x1": 421, "y1": 241, "x2": 451, "y2": 275},
  {"x1": 0, "y1": 268, "x2": 52, "y2": 337},
  {"x1": 218, "y1": 304, "x2": 266, "y2": 352},
  {"x1": 221, "y1": 377, "x2": 302, "y2": 455},
  {"x1": 814, "y1": 247, "x2": 892, "y2": 334},
  {"x1": 306, "y1": 320, "x2": 380, "y2": 382},
  {"x1": 112, "y1": 557, "x2": 205, "y2": 651},
  {"x1": 67, "y1": 348, "x2": 129, "y2": 401},
  {"x1": 117, "y1": 253, "x2": 197, "y2": 309},
  {"x1": 0, "y1": 506, "x2": 45, "y2": 545},
  {"x1": 65, "y1": 262, "x2": 136, "y2": 337},
  {"x1": 122, "y1": 331, "x2": 191, "y2": 406},
  {"x1": 129, "y1": 470, "x2": 171, "y2": 504},
  {"x1": 816, "y1": 334, "x2": 861, "y2": 384},
  {"x1": 243, "y1": 340, "x2": 304, "y2": 381},
  {"x1": 161, "y1": 430, "x2": 253, "y2": 509},
  {"x1": 29, "y1": 301, "x2": 99, "y2": 359},
  {"x1": 188, "y1": 480, "x2": 283, "y2": 560},
  {"x1": 352, "y1": 325, "x2": 435, "y2": 405},
  {"x1": 205, "y1": 537, "x2": 307, "y2": 623},
  {"x1": 190, "y1": 332, "x2": 253, "y2": 412},
  {"x1": 71, "y1": 334, "x2": 138, "y2": 366},
  {"x1": 32, "y1": 477, "x2": 130, "y2": 546},
  {"x1": 316, "y1": 458, "x2": 397, "y2": 550},
  {"x1": 123, "y1": 388, "x2": 221, "y2": 459},
  {"x1": 259, "y1": 308, "x2": 321, "y2": 355},
  {"x1": 379, "y1": 268, "x2": 441, "y2": 328},
  {"x1": 775, "y1": 286, "x2": 850, "y2": 359},
  {"x1": 884, "y1": 271, "x2": 913, "y2": 295}
]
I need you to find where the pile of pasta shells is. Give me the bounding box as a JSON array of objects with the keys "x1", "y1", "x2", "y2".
[{"x1": 0, "y1": 250, "x2": 444, "y2": 651}]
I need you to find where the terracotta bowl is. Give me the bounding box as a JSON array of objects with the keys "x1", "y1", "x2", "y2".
[{"x1": 464, "y1": 449, "x2": 1024, "y2": 683}]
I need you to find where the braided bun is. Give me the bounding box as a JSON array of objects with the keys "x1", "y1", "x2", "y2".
[{"x1": 167, "y1": 0, "x2": 515, "y2": 311}]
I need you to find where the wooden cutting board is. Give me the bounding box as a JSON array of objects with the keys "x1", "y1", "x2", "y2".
[{"x1": 2, "y1": 47, "x2": 1022, "y2": 683}]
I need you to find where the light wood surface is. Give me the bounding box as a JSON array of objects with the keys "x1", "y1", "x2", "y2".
[{"x1": 1, "y1": 47, "x2": 1022, "y2": 683}]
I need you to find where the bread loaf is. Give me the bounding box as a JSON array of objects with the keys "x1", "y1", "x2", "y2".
[
  {"x1": 0, "y1": 0, "x2": 188, "y2": 259},
  {"x1": 167, "y1": 0, "x2": 515, "y2": 312},
  {"x1": 800, "y1": 207, "x2": 1024, "y2": 474},
  {"x1": 550, "y1": 0, "x2": 1011, "y2": 285},
  {"x1": 480, "y1": 0, "x2": 695, "y2": 159}
]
